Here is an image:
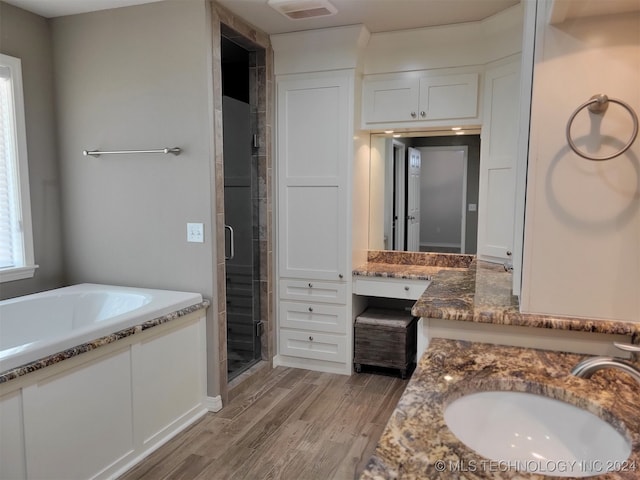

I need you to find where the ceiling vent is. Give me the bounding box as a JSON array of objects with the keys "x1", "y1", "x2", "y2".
[{"x1": 267, "y1": 0, "x2": 338, "y2": 20}]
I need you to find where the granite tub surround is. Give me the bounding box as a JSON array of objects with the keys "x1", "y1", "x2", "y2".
[
  {"x1": 361, "y1": 338, "x2": 640, "y2": 480},
  {"x1": 353, "y1": 251, "x2": 473, "y2": 281},
  {"x1": 0, "y1": 300, "x2": 210, "y2": 384},
  {"x1": 412, "y1": 260, "x2": 640, "y2": 338}
]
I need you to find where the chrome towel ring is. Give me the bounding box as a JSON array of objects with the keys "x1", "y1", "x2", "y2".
[{"x1": 565, "y1": 94, "x2": 638, "y2": 161}]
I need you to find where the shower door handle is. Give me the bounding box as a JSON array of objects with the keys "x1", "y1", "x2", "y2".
[{"x1": 224, "y1": 224, "x2": 235, "y2": 261}]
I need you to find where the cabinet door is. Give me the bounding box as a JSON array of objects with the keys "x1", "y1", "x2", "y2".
[
  {"x1": 418, "y1": 73, "x2": 478, "y2": 120},
  {"x1": 477, "y1": 60, "x2": 520, "y2": 261},
  {"x1": 277, "y1": 73, "x2": 350, "y2": 281},
  {"x1": 362, "y1": 77, "x2": 419, "y2": 123}
]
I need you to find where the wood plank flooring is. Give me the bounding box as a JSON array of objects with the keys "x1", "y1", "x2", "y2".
[{"x1": 118, "y1": 366, "x2": 407, "y2": 480}]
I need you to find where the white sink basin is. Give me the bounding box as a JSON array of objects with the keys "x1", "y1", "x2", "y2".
[{"x1": 444, "y1": 391, "x2": 631, "y2": 477}]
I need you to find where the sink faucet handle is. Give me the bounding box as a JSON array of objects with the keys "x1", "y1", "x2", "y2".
[{"x1": 613, "y1": 342, "x2": 640, "y2": 353}]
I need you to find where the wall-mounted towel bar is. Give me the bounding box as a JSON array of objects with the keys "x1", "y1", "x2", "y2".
[
  {"x1": 566, "y1": 94, "x2": 638, "y2": 161},
  {"x1": 82, "y1": 148, "x2": 181, "y2": 157}
]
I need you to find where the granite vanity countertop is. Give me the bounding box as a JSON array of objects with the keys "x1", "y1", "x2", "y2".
[
  {"x1": 412, "y1": 260, "x2": 640, "y2": 338},
  {"x1": 361, "y1": 338, "x2": 640, "y2": 480},
  {"x1": 352, "y1": 262, "x2": 453, "y2": 281},
  {"x1": 353, "y1": 251, "x2": 474, "y2": 281},
  {"x1": 0, "y1": 300, "x2": 210, "y2": 384}
]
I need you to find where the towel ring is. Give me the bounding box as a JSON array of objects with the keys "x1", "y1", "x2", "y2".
[{"x1": 566, "y1": 94, "x2": 638, "y2": 161}]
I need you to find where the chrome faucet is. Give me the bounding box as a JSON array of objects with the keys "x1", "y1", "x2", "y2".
[{"x1": 571, "y1": 342, "x2": 640, "y2": 384}]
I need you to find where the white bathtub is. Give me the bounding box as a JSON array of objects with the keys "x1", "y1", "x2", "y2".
[
  {"x1": 0, "y1": 283, "x2": 203, "y2": 373},
  {"x1": 0, "y1": 284, "x2": 209, "y2": 480}
]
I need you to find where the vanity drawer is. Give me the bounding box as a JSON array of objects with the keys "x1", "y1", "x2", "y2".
[
  {"x1": 353, "y1": 276, "x2": 430, "y2": 300},
  {"x1": 279, "y1": 279, "x2": 347, "y2": 304},
  {"x1": 279, "y1": 329, "x2": 347, "y2": 363},
  {"x1": 280, "y1": 301, "x2": 346, "y2": 334}
]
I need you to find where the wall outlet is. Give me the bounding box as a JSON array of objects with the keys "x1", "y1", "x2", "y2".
[
  {"x1": 187, "y1": 223, "x2": 204, "y2": 243},
  {"x1": 468, "y1": 203, "x2": 477, "y2": 212}
]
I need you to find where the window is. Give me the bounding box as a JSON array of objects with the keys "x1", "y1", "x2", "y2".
[{"x1": 0, "y1": 53, "x2": 36, "y2": 282}]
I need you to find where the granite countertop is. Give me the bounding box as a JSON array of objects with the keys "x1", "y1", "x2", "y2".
[
  {"x1": 361, "y1": 338, "x2": 640, "y2": 480},
  {"x1": 353, "y1": 251, "x2": 474, "y2": 281},
  {"x1": 0, "y1": 300, "x2": 210, "y2": 384},
  {"x1": 412, "y1": 260, "x2": 640, "y2": 338}
]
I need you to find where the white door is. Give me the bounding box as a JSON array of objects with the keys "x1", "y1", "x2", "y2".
[
  {"x1": 477, "y1": 59, "x2": 520, "y2": 262},
  {"x1": 406, "y1": 147, "x2": 421, "y2": 251},
  {"x1": 417, "y1": 146, "x2": 468, "y2": 253},
  {"x1": 277, "y1": 73, "x2": 350, "y2": 281}
]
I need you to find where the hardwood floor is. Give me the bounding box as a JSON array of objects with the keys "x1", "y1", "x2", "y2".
[{"x1": 119, "y1": 366, "x2": 407, "y2": 480}]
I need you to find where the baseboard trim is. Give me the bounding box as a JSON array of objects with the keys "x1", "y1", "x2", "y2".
[{"x1": 206, "y1": 395, "x2": 223, "y2": 412}]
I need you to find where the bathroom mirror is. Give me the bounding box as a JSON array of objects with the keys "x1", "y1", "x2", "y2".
[{"x1": 368, "y1": 129, "x2": 481, "y2": 254}]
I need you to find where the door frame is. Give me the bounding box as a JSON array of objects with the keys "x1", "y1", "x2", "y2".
[
  {"x1": 211, "y1": 6, "x2": 274, "y2": 402},
  {"x1": 392, "y1": 141, "x2": 406, "y2": 250}
]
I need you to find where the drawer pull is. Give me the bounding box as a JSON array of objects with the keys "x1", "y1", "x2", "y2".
[
  {"x1": 338, "y1": 274, "x2": 343, "y2": 279},
  {"x1": 308, "y1": 283, "x2": 313, "y2": 288},
  {"x1": 309, "y1": 336, "x2": 314, "y2": 341},
  {"x1": 404, "y1": 286, "x2": 410, "y2": 291},
  {"x1": 308, "y1": 307, "x2": 313, "y2": 312}
]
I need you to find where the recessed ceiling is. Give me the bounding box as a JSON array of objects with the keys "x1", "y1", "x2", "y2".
[{"x1": 4, "y1": 0, "x2": 521, "y2": 33}]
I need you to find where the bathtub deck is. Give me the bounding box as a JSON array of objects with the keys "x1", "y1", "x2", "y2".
[{"x1": 118, "y1": 366, "x2": 408, "y2": 480}]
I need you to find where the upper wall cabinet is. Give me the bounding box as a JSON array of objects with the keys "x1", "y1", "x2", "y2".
[{"x1": 362, "y1": 70, "x2": 480, "y2": 129}]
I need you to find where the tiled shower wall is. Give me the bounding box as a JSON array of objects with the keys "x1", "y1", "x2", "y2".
[{"x1": 211, "y1": 1, "x2": 274, "y2": 403}]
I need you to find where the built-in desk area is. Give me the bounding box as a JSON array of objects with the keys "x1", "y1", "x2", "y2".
[{"x1": 353, "y1": 251, "x2": 640, "y2": 359}]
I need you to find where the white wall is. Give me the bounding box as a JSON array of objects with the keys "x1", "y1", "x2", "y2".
[
  {"x1": 51, "y1": 0, "x2": 219, "y2": 394},
  {"x1": 521, "y1": 6, "x2": 640, "y2": 322}
]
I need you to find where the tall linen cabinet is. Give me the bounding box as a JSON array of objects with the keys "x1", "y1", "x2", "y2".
[{"x1": 272, "y1": 26, "x2": 370, "y2": 375}]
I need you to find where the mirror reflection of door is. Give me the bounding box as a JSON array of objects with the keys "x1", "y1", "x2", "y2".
[
  {"x1": 369, "y1": 133, "x2": 480, "y2": 254},
  {"x1": 406, "y1": 147, "x2": 421, "y2": 251},
  {"x1": 418, "y1": 146, "x2": 467, "y2": 253}
]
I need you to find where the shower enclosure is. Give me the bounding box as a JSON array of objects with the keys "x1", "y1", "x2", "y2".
[{"x1": 222, "y1": 36, "x2": 263, "y2": 380}]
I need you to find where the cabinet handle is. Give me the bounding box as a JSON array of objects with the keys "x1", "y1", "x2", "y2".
[
  {"x1": 410, "y1": 111, "x2": 417, "y2": 118},
  {"x1": 308, "y1": 283, "x2": 313, "y2": 288},
  {"x1": 338, "y1": 274, "x2": 343, "y2": 279},
  {"x1": 404, "y1": 286, "x2": 410, "y2": 291},
  {"x1": 308, "y1": 307, "x2": 313, "y2": 312},
  {"x1": 309, "y1": 336, "x2": 314, "y2": 341},
  {"x1": 506, "y1": 251, "x2": 512, "y2": 257},
  {"x1": 420, "y1": 111, "x2": 426, "y2": 117}
]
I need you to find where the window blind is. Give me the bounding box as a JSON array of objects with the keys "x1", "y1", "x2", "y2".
[{"x1": 0, "y1": 65, "x2": 21, "y2": 269}]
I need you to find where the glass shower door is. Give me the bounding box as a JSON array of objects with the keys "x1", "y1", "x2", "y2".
[{"x1": 223, "y1": 94, "x2": 261, "y2": 379}]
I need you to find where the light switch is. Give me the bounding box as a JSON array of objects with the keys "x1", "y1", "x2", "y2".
[{"x1": 187, "y1": 223, "x2": 204, "y2": 243}]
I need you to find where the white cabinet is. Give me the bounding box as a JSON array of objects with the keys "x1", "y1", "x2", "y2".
[
  {"x1": 477, "y1": 57, "x2": 521, "y2": 262},
  {"x1": 277, "y1": 73, "x2": 350, "y2": 282},
  {"x1": 362, "y1": 76, "x2": 419, "y2": 123},
  {"x1": 419, "y1": 73, "x2": 479, "y2": 120},
  {"x1": 276, "y1": 70, "x2": 355, "y2": 375},
  {"x1": 353, "y1": 276, "x2": 430, "y2": 301},
  {"x1": 362, "y1": 71, "x2": 480, "y2": 128},
  {"x1": 0, "y1": 312, "x2": 207, "y2": 480}
]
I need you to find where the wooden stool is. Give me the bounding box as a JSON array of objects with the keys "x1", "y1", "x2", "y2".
[{"x1": 354, "y1": 308, "x2": 417, "y2": 379}]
